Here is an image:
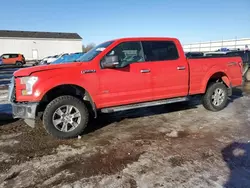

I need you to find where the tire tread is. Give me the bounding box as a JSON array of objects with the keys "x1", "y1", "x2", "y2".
[
  {"x1": 202, "y1": 82, "x2": 228, "y2": 112},
  {"x1": 43, "y1": 95, "x2": 89, "y2": 139}
]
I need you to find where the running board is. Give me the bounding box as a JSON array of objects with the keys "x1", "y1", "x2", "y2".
[{"x1": 101, "y1": 97, "x2": 190, "y2": 113}]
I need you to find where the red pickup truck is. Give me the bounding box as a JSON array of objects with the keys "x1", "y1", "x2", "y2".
[{"x1": 9, "y1": 37, "x2": 243, "y2": 139}]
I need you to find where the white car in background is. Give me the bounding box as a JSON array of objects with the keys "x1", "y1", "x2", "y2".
[
  {"x1": 38, "y1": 53, "x2": 68, "y2": 65},
  {"x1": 46, "y1": 54, "x2": 61, "y2": 64}
]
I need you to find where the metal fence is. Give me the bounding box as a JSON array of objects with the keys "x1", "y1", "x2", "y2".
[{"x1": 183, "y1": 38, "x2": 250, "y2": 53}]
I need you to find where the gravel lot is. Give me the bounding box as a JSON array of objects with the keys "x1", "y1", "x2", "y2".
[{"x1": 0, "y1": 83, "x2": 250, "y2": 188}]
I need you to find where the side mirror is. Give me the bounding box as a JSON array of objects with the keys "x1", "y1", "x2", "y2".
[{"x1": 102, "y1": 55, "x2": 119, "y2": 68}]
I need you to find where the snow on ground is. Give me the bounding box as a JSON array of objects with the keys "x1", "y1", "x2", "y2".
[
  {"x1": 0, "y1": 84, "x2": 249, "y2": 187},
  {"x1": 1, "y1": 65, "x2": 250, "y2": 187}
]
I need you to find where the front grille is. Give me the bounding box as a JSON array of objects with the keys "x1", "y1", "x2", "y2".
[
  {"x1": 8, "y1": 77, "x2": 16, "y2": 102},
  {"x1": 13, "y1": 78, "x2": 16, "y2": 101}
]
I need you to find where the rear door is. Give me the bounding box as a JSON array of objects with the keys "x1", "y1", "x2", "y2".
[
  {"x1": 10, "y1": 54, "x2": 19, "y2": 64},
  {"x1": 141, "y1": 40, "x2": 189, "y2": 100}
]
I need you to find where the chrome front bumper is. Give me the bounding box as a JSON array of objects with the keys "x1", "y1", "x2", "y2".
[
  {"x1": 8, "y1": 77, "x2": 15, "y2": 102},
  {"x1": 11, "y1": 102, "x2": 38, "y2": 119},
  {"x1": 8, "y1": 77, "x2": 38, "y2": 120}
]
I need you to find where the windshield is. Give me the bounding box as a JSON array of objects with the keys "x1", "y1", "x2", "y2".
[{"x1": 76, "y1": 41, "x2": 114, "y2": 62}]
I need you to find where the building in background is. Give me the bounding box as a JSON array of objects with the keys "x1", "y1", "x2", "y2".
[
  {"x1": 0, "y1": 30, "x2": 82, "y2": 60},
  {"x1": 183, "y1": 38, "x2": 250, "y2": 53}
]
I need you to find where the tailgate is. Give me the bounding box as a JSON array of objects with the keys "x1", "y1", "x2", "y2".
[{"x1": 226, "y1": 57, "x2": 243, "y2": 86}]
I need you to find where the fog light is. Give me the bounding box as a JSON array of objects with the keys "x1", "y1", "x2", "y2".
[{"x1": 21, "y1": 90, "x2": 28, "y2": 95}]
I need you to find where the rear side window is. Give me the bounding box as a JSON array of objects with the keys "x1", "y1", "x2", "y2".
[
  {"x1": 9, "y1": 54, "x2": 18, "y2": 58},
  {"x1": 1, "y1": 54, "x2": 10, "y2": 59},
  {"x1": 142, "y1": 41, "x2": 179, "y2": 61}
]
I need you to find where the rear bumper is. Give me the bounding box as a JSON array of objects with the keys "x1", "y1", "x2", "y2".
[{"x1": 11, "y1": 102, "x2": 38, "y2": 119}]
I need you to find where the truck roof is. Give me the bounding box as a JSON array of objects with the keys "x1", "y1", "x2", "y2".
[{"x1": 112, "y1": 37, "x2": 179, "y2": 42}]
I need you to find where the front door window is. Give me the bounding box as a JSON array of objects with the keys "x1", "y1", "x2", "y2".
[{"x1": 105, "y1": 41, "x2": 145, "y2": 68}]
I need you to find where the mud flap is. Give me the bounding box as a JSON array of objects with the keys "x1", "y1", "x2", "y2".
[
  {"x1": 228, "y1": 86, "x2": 232, "y2": 97},
  {"x1": 24, "y1": 119, "x2": 35, "y2": 128}
]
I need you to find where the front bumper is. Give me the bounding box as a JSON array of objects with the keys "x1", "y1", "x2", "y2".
[
  {"x1": 11, "y1": 102, "x2": 38, "y2": 119},
  {"x1": 8, "y1": 76, "x2": 38, "y2": 120}
]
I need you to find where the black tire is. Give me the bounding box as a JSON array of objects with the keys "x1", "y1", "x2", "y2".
[
  {"x1": 245, "y1": 69, "x2": 250, "y2": 82},
  {"x1": 15, "y1": 61, "x2": 23, "y2": 67},
  {"x1": 43, "y1": 95, "x2": 89, "y2": 139},
  {"x1": 201, "y1": 82, "x2": 228, "y2": 112}
]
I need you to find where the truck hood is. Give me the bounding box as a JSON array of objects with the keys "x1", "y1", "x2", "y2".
[{"x1": 14, "y1": 63, "x2": 82, "y2": 77}]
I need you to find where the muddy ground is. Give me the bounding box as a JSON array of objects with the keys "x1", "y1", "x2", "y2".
[{"x1": 0, "y1": 84, "x2": 250, "y2": 188}]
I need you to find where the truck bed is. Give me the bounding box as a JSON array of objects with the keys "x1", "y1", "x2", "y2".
[{"x1": 187, "y1": 56, "x2": 243, "y2": 95}]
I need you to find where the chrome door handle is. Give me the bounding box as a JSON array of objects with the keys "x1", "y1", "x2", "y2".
[
  {"x1": 140, "y1": 69, "x2": 150, "y2": 73},
  {"x1": 177, "y1": 66, "x2": 186, "y2": 70}
]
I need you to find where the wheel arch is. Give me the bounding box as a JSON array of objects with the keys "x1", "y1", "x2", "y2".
[
  {"x1": 38, "y1": 84, "x2": 97, "y2": 118},
  {"x1": 202, "y1": 71, "x2": 231, "y2": 93}
]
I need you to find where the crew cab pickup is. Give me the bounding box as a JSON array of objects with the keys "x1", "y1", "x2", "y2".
[{"x1": 9, "y1": 37, "x2": 243, "y2": 139}]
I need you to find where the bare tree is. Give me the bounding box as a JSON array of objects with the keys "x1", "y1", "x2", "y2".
[{"x1": 82, "y1": 43, "x2": 95, "y2": 53}]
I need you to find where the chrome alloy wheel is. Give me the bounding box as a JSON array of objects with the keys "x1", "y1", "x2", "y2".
[
  {"x1": 211, "y1": 88, "x2": 225, "y2": 106},
  {"x1": 52, "y1": 105, "x2": 81, "y2": 132}
]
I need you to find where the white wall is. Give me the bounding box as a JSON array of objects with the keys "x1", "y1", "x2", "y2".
[
  {"x1": 0, "y1": 37, "x2": 82, "y2": 60},
  {"x1": 183, "y1": 38, "x2": 250, "y2": 52}
]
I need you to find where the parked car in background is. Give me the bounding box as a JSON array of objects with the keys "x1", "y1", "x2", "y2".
[
  {"x1": 185, "y1": 52, "x2": 204, "y2": 58},
  {"x1": 204, "y1": 52, "x2": 228, "y2": 57},
  {"x1": 51, "y1": 52, "x2": 85, "y2": 64},
  {"x1": 33, "y1": 56, "x2": 53, "y2": 66},
  {"x1": 9, "y1": 37, "x2": 243, "y2": 139},
  {"x1": 33, "y1": 53, "x2": 69, "y2": 66},
  {"x1": 0, "y1": 53, "x2": 26, "y2": 66},
  {"x1": 38, "y1": 55, "x2": 58, "y2": 65},
  {"x1": 46, "y1": 55, "x2": 60, "y2": 64}
]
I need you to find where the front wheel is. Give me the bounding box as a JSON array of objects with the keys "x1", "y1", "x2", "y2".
[
  {"x1": 201, "y1": 82, "x2": 228, "y2": 112},
  {"x1": 43, "y1": 95, "x2": 89, "y2": 139}
]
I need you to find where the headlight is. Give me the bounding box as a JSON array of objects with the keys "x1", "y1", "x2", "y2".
[{"x1": 20, "y1": 76, "x2": 38, "y2": 95}]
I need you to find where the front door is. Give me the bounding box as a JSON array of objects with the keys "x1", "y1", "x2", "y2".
[
  {"x1": 141, "y1": 41, "x2": 189, "y2": 100},
  {"x1": 98, "y1": 41, "x2": 153, "y2": 108}
]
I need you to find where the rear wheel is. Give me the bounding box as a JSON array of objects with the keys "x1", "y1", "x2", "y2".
[
  {"x1": 43, "y1": 95, "x2": 89, "y2": 139},
  {"x1": 202, "y1": 82, "x2": 228, "y2": 111},
  {"x1": 245, "y1": 69, "x2": 250, "y2": 82},
  {"x1": 15, "y1": 61, "x2": 23, "y2": 67}
]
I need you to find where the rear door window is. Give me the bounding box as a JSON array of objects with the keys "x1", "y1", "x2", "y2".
[
  {"x1": 142, "y1": 41, "x2": 179, "y2": 61},
  {"x1": 9, "y1": 54, "x2": 18, "y2": 58}
]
